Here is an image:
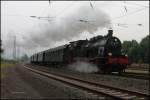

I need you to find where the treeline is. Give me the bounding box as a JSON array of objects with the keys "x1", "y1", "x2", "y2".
[{"x1": 122, "y1": 35, "x2": 149, "y2": 64}]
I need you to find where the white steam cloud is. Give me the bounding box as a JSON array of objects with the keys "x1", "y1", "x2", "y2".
[
  {"x1": 2, "y1": 3, "x2": 111, "y2": 59},
  {"x1": 20, "y1": 3, "x2": 111, "y2": 50},
  {"x1": 68, "y1": 61, "x2": 99, "y2": 73}
]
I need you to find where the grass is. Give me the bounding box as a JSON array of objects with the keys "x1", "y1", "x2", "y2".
[
  {"x1": 1, "y1": 62, "x2": 15, "y2": 69},
  {"x1": 1, "y1": 74, "x2": 6, "y2": 78},
  {"x1": 1, "y1": 61, "x2": 16, "y2": 79}
]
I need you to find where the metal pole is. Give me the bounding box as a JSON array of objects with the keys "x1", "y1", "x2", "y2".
[{"x1": 13, "y1": 35, "x2": 16, "y2": 61}]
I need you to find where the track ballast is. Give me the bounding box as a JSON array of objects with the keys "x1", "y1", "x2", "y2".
[{"x1": 24, "y1": 65, "x2": 149, "y2": 100}]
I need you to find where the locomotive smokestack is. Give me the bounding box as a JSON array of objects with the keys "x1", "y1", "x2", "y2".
[{"x1": 107, "y1": 30, "x2": 113, "y2": 37}]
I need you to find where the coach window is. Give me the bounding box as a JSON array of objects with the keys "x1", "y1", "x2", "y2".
[
  {"x1": 58, "y1": 50, "x2": 59, "y2": 56},
  {"x1": 98, "y1": 47, "x2": 104, "y2": 56},
  {"x1": 51, "y1": 51, "x2": 52, "y2": 57}
]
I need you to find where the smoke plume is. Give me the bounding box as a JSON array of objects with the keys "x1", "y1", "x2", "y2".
[
  {"x1": 68, "y1": 61, "x2": 99, "y2": 73},
  {"x1": 20, "y1": 3, "x2": 111, "y2": 51}
]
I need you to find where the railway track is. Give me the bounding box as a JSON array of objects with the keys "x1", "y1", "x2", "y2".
[
  {"x1": 122, "y1": 72, "x2": 149, "y2": 80},
  {"x1": 109, "y1": 72, "x2": 149, "y2": 80},
  {"x1": 24, "y1": 65, "x2": 149, "y2": 100},
  {"x1": 28, "y1": 63, "x2": 149, "y2": 80}
]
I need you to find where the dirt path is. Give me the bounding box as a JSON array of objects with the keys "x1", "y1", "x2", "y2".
[{"x1": 1, "y1": 64, "x2": 42, "y2": 99}]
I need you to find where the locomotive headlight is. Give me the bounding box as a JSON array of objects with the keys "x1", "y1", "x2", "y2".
[
  {"x1": 108, "y1": 52, "x2": 112, "y2": 56},
  {"x1": 125, "y1": 54, "x2": 128, "y2": 57}
]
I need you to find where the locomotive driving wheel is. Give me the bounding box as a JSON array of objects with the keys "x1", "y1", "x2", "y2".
[
  {"x1": 99, "y1": 65, "x2": 112, "y2": 74},
  {"x1": 118, "y1": 70, "x2": 123, "y2": 75},
  {"x1": 118, "y1": 65, "x2": 126, "y2": 75}
]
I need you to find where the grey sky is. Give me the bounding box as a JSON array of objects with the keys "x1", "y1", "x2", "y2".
[{"x1": 1, "y1": 1, "x2": 149, "y2": 59}]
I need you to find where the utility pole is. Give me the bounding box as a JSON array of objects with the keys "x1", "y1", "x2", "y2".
[
  {"x1": 13, "y1": 35, "x2": 16, "y2": 61},
  {"x1": 17, "y1": 44, "x2": 20, "y2": 61}
]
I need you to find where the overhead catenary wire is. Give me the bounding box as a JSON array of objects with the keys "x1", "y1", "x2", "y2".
[
  {"x1": 53, "y1": 1, "x2": 76, "y2": 18},
  {"x1": 125, "y1": 2, "x2": 149, "y2": 8},
  {"x1": 28, "y1": 9, "x2": 148, "y2": 30},
  {"x1": 49, "y1": 0, "x2": 51, "y2": 6},
  {"x1": 4, "y1": 2, "x2": 148, "y2": 22},
  {"x1": 4, "y1": 9, "x2": 148, "y2": 29},
  {"x1": 34, "y1": 3, "x2": 148, "y2": 22},
  {"x1": 89, "y1": 1, "x2": 94, "y2": 9},
  {"x1": 111, "y1": 7, "x2": 148, "y2": 21},
  {"x1": 122, "y1": 1, "x2": 127, "y2": 13},
  {"x1": 3, "y1": 2, "x2": 148, "y2": 28},
  {"x1": 29, "y1": 1, "x2": 76, "y2": 22}
]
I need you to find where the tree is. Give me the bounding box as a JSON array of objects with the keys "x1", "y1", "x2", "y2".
[
  {"x1": 0, "y1": 48, "x2": 4, "y2": 54},
  {"x1": 0, "y1": 40, "x2": 4, "y2": 54},
  {"x1": 139, "y1": 35, "x2": 149, "y2": 63},
  {"x1": 122, "y1": 35, "x2": 149, "y2": 64},
  {"x1": 122, "y1": 41, "x2": 132, "y2": 54},
  {"x1": 130, "y1": 40, "x2": 140, "y2": 63},
  {"x1": 122, "y1": 40, "x2": 139, "y2": 63},
  {"x1": 0, "y1": 40, "x2": 4, "y2": 61}
]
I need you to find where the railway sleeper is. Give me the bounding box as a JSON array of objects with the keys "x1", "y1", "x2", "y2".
[
  {"x1": 24, "y1": 66, "x2": 148, "y2": 100},
  {"x1": 114, "y1": 93, "x2": 129, "y2": 97},
  {"x1": 122, "y1": 95, "x2": 137, "y2": 100},
  {"x1": 87, "y1": 92, "x2": 106, "y2": 99}
]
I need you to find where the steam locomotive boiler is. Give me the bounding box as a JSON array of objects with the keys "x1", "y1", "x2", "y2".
[{"x1": 30, "y1": 30, "x2": 128, "y2": 74}]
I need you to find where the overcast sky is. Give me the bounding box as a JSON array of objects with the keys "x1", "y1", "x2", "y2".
[{"x1": 1, "y1": 1, "x2": 149, "y2": 59}]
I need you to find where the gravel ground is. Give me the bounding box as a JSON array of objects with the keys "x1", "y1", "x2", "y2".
[
  {"x1": 28, "y1": 64, "x2": 149, "y2": 95},
  {"x1": 1, "y1": 64, "x2": 106, "y2": 99}
]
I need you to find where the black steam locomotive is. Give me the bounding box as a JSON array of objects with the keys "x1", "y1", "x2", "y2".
[{"x1": 30, "y1": 30, "x2": 128, "y2": 74}]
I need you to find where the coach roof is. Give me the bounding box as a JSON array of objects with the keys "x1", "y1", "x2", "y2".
[{"x1": 45, "y1": 44, "x2": 68, "y2": 52}]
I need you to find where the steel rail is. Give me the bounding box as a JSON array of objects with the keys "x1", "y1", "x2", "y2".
[
  {"x1": 122, "y1": 72, "x2": 149, "y2": 80},
  {"x1": 108, "y1": 72, "x2": 149, "y2": 80},
  {"x1": 24, "y1": 65, "x2": 148, "y2": 100},
  {"x1": 28, "y1": 63, "x2": 149, "y2": 80}
]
